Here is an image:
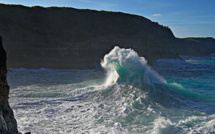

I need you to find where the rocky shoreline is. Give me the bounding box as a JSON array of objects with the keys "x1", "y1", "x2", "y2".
[
  {"x1": 0, "y1": 4, "x2": 214, "y2": 69},
  {"x1": 0, "y1": 4, "x2": 214, "y2": 133},
  {"x1": 0, "y1": 36, "x2": 18, "y2": 133}
]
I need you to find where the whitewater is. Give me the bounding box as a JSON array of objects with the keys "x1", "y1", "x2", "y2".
[{"x1": 8, "y1": 46, "x2": 215, "y2": 134}]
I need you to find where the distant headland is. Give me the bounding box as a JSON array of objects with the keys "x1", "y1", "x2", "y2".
[{"x1": 0, "y1": 3, "x2": 214, "y2": 69}]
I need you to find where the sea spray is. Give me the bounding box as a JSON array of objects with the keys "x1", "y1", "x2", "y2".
[
  {"x1": 7, "y1": 46, "x2": 215, "y2": 133},
  {"x1": 100, "y1": 46, "x2": 214, "y2": 109},
  {"x1": 101, "y1": 46, "x2": 166, "y2": 87}
]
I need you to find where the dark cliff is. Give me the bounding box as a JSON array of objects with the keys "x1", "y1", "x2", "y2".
[
  {"x1": 175, "y1": 37, "x2": 215, "y2": 56},
  {"x1": 0, "y1": 4, "x2": 215, "y2": 69},
  {"x1": 0, "y1": 36, "x2": 18, "y2": 133}
]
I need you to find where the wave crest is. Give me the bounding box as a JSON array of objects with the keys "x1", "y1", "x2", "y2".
[{"x1": 101, "y1": 46, "x2": 166, "y2": 87}]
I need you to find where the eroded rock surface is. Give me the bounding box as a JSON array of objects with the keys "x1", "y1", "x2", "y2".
[{"x1": 0, "y1": 36, "x2": 18, "y2": 134}]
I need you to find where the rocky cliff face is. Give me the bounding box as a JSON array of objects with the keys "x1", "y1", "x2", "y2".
[
  {"x1": 0, "y1": 4, "x2": 215, "y2": 69},
  {"x1": 0, "y1": 36, "x2": 18, "y2": 133},
  {"x1": 175, "y1": 37, "x2": 215, "y2": 56}
]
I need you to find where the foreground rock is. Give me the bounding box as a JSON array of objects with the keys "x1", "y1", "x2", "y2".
[
  {"x1": 0, "y1": 36, "x2": 18, "y2": 133},
  {"x1": 0, "y1": 4, "x2": 215, "y2": 69}
]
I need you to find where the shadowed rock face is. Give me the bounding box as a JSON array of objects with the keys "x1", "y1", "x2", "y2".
[
  {"x1": 0, "y1": 36, "x2": 18, "y2": 134},
  {"x1": 0, "y1": 4, "x2": 215, "y2": 69}
]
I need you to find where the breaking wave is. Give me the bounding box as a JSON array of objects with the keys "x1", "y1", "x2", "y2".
[
  {"x1": 100, "y1": 47, "x2": 211, "y2": 107},
  {"x1": 9, "y1": 46, "x2": 215, "y2": 134}
]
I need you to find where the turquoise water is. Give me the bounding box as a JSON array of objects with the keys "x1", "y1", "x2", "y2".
[{"x1": 8, "y1": 47, "x2": 215, "y2": 134}]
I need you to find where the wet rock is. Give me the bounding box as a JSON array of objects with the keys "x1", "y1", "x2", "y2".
[{"x1": 0, "y1": 36, "x2": 18, "y2": 133}]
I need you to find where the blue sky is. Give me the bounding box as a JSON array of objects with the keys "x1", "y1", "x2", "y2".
[{"x1": 0, "y1": 0, "x2": 214, "y2": 38}]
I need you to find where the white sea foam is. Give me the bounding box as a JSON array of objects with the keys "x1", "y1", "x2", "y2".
[
  {"x1": 7, "y1": 46, "x2": 215, "y2": 134},
  {"x1": 101, "y1": 46, "x2": 166, "y2": 86}
]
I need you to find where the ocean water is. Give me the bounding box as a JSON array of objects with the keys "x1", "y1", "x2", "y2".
[{"x1": 8, "y1": 47, "x2": 215, "y2": 134}]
